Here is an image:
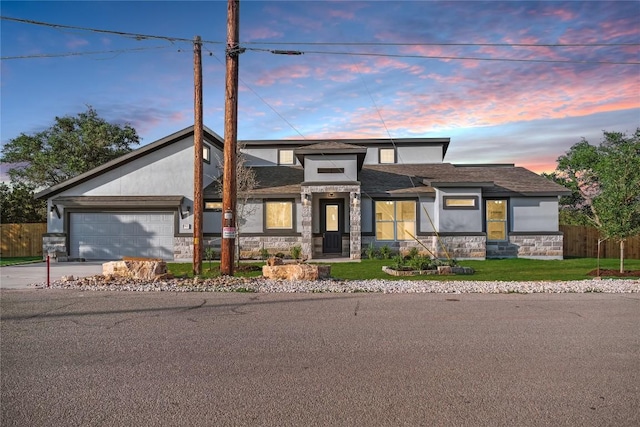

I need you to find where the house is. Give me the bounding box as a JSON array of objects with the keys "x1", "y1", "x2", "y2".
[{"x1": 36, "y1": 125, "x2": 571, "y2": 261}]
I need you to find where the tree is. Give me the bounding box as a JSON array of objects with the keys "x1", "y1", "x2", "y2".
[
  {"x1": 549, "y1": 129, "x2": 640, "y2": 272},
  {"x1": 1, "y1": 106, "x2": 139, "y2": 189},
  {"x1": 0, "y1": 182, "x2": 46, "y2": 223},
  {"x1": 214, "y1": 144, "x2": 258, "y2": 267}
]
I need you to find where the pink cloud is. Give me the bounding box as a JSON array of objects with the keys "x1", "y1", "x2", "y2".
[
  {"x1": 66, "y1": 37, "x2": 89, "y2": 49},
  {"x1": 253, "y1": 64, "x2": 313, "y2": 86},
  {"x1": 245, "y1": 27, "x2": 283, "y2": 41}
]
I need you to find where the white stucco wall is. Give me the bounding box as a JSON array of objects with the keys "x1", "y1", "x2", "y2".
[{"x1": 510, "y1": 197, "x2": 560, "y2": 232}]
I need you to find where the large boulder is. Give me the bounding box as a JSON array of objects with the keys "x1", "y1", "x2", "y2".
[
  {"x1": 102, "y1": 258, "x2": 167, "y2": 280},
  {"x1": 262, "y1": 263, "x2": 330, "y2": 281}
]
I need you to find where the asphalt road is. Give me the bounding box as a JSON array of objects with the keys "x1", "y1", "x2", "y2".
[{"x1": 1, "y1": 290, "x2": 638, "y2": 426}]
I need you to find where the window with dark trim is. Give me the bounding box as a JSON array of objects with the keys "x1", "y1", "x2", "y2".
[
  {"x1": 265, "y1": 200, "x2": 294, "y2": 230},
  {"x1": 204, "y1": 201, "x2": 223, "y2": 211},
  {"x1": 379, "y1": 148, "x2": 396, "y2": 164},
  {"x1": 278, "y1": 149, "x2": 294, "y2": 165},
  {"x1": 203, "y1": 143, "x2": 211, "y2": 164},
  {"x1": 443, "y1": 196, "x2": 479, "y2": 210},
  {"x1": 318, "y1": 168, "x2": 344, "y2": 174},
  {"x1": 486, "y1": 199, "x2": 508, "y2": 241},
  {"x1": 375, "y1": 200, "x2": 415, "y2": 240}
]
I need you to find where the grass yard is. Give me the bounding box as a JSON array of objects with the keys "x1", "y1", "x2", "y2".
[
  {"x1": 0, "y1": 256, "x2": 43, "y2": 267},
  {"x1": 168, "y1": 257, "x2": 640, "y2": 281}
]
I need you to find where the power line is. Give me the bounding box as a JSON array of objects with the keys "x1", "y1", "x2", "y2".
[
  {"x1": 1, "y1": 46, "x2": 172, "y2": 60},
  {"x1": 243, "y1": 41, "x2": 640, "y2": 48},
  {"x1": 3, "y1": 16, "x2": 638, "y2": 66},
  {"x1": 248, "y1": 47, "x2": 640, "y2": 65}
]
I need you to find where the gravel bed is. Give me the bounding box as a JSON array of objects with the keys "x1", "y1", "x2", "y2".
[{"x1": 35, "y1": 275, "x2": 640, "y2": 294}]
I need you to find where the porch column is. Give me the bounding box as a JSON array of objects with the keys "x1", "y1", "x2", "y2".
[
  {"x1": 349, "y1": 190, "x2": 361, "y2": 260},
  {"x1": 301, "y1": 188, "x2": 313, "y2": 260}
]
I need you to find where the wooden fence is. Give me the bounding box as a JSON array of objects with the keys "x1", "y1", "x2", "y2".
[
  {"x1": 560, "y1": 225, "x2": 640, "y2": 259},
  {"x1": 0, "y1": 223, "x2": 47, "y2": 258}
]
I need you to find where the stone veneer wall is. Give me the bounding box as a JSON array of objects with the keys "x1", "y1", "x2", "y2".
[
  {"x1": 434, "y1": 235, "x2": 486, "y2": 259},
  {"x1": 42, "y1": 233, "x2": 67, "y2": 260},
  {"x1": 361, "y1": 235, "x2": 486, "y2": 260},
  {"x1": 508, "y1": 234, "x2": 563, "y2": 259}
]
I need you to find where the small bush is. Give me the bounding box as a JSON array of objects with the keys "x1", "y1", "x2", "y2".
[
  {"x1": 365, "y1": 242, "x2": 378, "y2": 259},
  {"x1": 275, "y1": 252, "x2": 285, "y2": 259},
  {"x1": 407, "y1": 247, "x2": 420, "y2": 260},
  {"x1": 259, "y1": 247, "x2": 270, "y2": 260},
  {"x1": 379, "y1": 245, "x2": 392, "y2": 259},
  {"x1": 290, "y1": 245, "x2": 302, "y2": 260}
]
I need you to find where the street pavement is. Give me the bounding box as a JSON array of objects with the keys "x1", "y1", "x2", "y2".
[
  {"x1": 1, "y1": 290, "x2": 638, "y2": 426},
  {"x1": 0, "y1": 261, "x2": 104, "y2": 289}
]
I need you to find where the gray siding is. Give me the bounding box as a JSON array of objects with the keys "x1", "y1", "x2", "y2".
[
  {"x1": 510, "y1": 197, "x2": 560, "y2": 232},
  {"x1": 436, "y1": 188, "x2": 483, "y2": 233},
  {"x1": 303, "y1": 155, "x2": 359, "y2": 182}
]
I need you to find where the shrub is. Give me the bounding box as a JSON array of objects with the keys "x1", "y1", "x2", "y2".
[
  {"x1": 259, "y1": 247, "x2": 270, "y2": 260},
  {"x1": 407, "y1": 247, "x2": 420, "y2": 260},
  {"x1": 365, "y1": 242, "x2": 378, "y2": 259},
  {"x1": 290, "y1": 245, "x2": 302, "y2": 260},
  {"x1": 379, "y1": 245, "x2": 392, "y2": 259}
]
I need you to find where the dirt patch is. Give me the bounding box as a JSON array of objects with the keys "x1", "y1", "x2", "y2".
[{"x1": 587, "y1": 269, "x2": 640, "y2": 277}]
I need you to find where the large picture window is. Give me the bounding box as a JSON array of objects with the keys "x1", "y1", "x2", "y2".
[
  {"x1": 486, "y1": 200, "x2": 507, "y2": 240},
  {"x1": 265, "y1": 201, "x2": 293, "y2": 230},
  {"x1": 375, "y1": 200, "x2": 416, "y2": 241}
]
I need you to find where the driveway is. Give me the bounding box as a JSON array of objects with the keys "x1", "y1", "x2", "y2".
[
  {"x1": 2, "y1": 291, "x2": 639, "y2": 426},
  {"x1": 0, "y1": 261, "x2": 104, "y2": 289}
]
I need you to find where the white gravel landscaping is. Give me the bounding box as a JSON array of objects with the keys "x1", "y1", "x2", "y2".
[{"x1": 38, "y1": 275, "x2": 640, "y2": 294}]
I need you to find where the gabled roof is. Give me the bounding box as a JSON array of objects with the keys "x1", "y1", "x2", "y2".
[{"x1": 36, "y1": 125, "x2": 223, "y2": 199}]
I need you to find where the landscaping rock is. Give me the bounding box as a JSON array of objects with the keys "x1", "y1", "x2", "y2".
[
  {"x1": 262, "y1": 263, "x2": 331, "y2": 281},
  {"x1": 102, "y1": 259, "x2": 167, "y2": 280}
]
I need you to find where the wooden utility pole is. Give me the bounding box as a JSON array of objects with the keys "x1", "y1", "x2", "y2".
[
  {"x1": 193, "y1": 35, "x2": 203, "y2": 276},
  {"x1": 221, "y1": 0, "x2": 241, "y2": 275}
]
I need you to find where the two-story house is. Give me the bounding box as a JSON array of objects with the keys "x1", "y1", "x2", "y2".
[{"x1": 37, "y1": 125, "x2": 570, "y2": 261}]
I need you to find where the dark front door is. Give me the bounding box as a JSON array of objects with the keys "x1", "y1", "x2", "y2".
[{"x1": 320, "y1": 199, "x2": 343, "y2": 254}]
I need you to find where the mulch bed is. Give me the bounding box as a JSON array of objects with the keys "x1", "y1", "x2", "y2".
[{"x1": 587, "y1": 269, "x2": 640, "y2": 277}]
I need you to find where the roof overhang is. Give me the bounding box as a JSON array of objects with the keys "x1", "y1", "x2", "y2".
[{"x1": 51, "y1": 195, "x2": 184, "y2": 208}]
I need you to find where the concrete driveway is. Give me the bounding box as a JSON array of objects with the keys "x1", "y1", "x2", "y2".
[{"x1": 0, "y1": 261, "x2": 104, "y2": 289}]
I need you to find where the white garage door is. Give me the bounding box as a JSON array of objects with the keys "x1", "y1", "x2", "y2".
[{"x1": 70, "y1": 212, "x2": 175, "y2": 260}]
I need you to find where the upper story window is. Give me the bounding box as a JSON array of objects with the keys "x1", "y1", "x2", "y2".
[
  {"x1": 203, "y1": 143, "x2": 211, "y2": 164},
  {"x1": 379, "y1": 148, "x2": 396, "y2": 164},
  {"x1": 278, "y1": 149, "x2": 294, "y2": 165}
]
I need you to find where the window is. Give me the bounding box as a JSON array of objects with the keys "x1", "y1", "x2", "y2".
[
  {"x1": 203, "y1": 143, "x2": 211, "y2": 164},
  {"x1": 379, "y1": 148, "x2": 396, "y2": 164},
  {"x1": 265, "y1": 201, "x2": 293, "y2": 230},
  {"x1": 278, "y1": 149, "x2": 294, "y2": 165},
  {"x1": 486, "y1": 200, "x2": 507, "y2": 240},
  {"x1": 204, "y1": 201, "x2": 223, "y2": 211},
  {"x1": 444, "y1": 196, "x2": 479, "y2": 210},
  {"x1": 318, "y1": 168, "x2": 344, "y2": 174},
  {"x1": 375, "y1": 200, "x2": 415, "y2": 240}
]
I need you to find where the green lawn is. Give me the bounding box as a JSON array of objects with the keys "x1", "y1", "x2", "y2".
[
  {"x1": 168, "y1": 257, "x2": 640, "y2": 281},
  {"x1": 0, "y1": 256, "x2": 43, "y2": 267}
]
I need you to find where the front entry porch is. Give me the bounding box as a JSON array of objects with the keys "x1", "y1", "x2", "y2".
[{"x1": 300, "y1": 184, "x2": 361, "y2": 261}]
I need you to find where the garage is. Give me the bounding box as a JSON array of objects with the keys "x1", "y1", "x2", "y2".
[{"x1": 70, "y1": 212, "x2": 175, "y2": 260}]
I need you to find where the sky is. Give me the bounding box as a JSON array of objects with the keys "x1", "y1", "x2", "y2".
[{"x1": 1, "y1": 0, "x2": 639, "y2": 180}]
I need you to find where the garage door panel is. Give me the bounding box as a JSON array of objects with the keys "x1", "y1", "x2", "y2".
[{"x1": 70, "y1": 212, "x2": 175, "y2": 260}]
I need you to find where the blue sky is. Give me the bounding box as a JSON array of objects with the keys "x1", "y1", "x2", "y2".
[{"x1": 1, "y1": 0, "x2": 638, "y2": 178}]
